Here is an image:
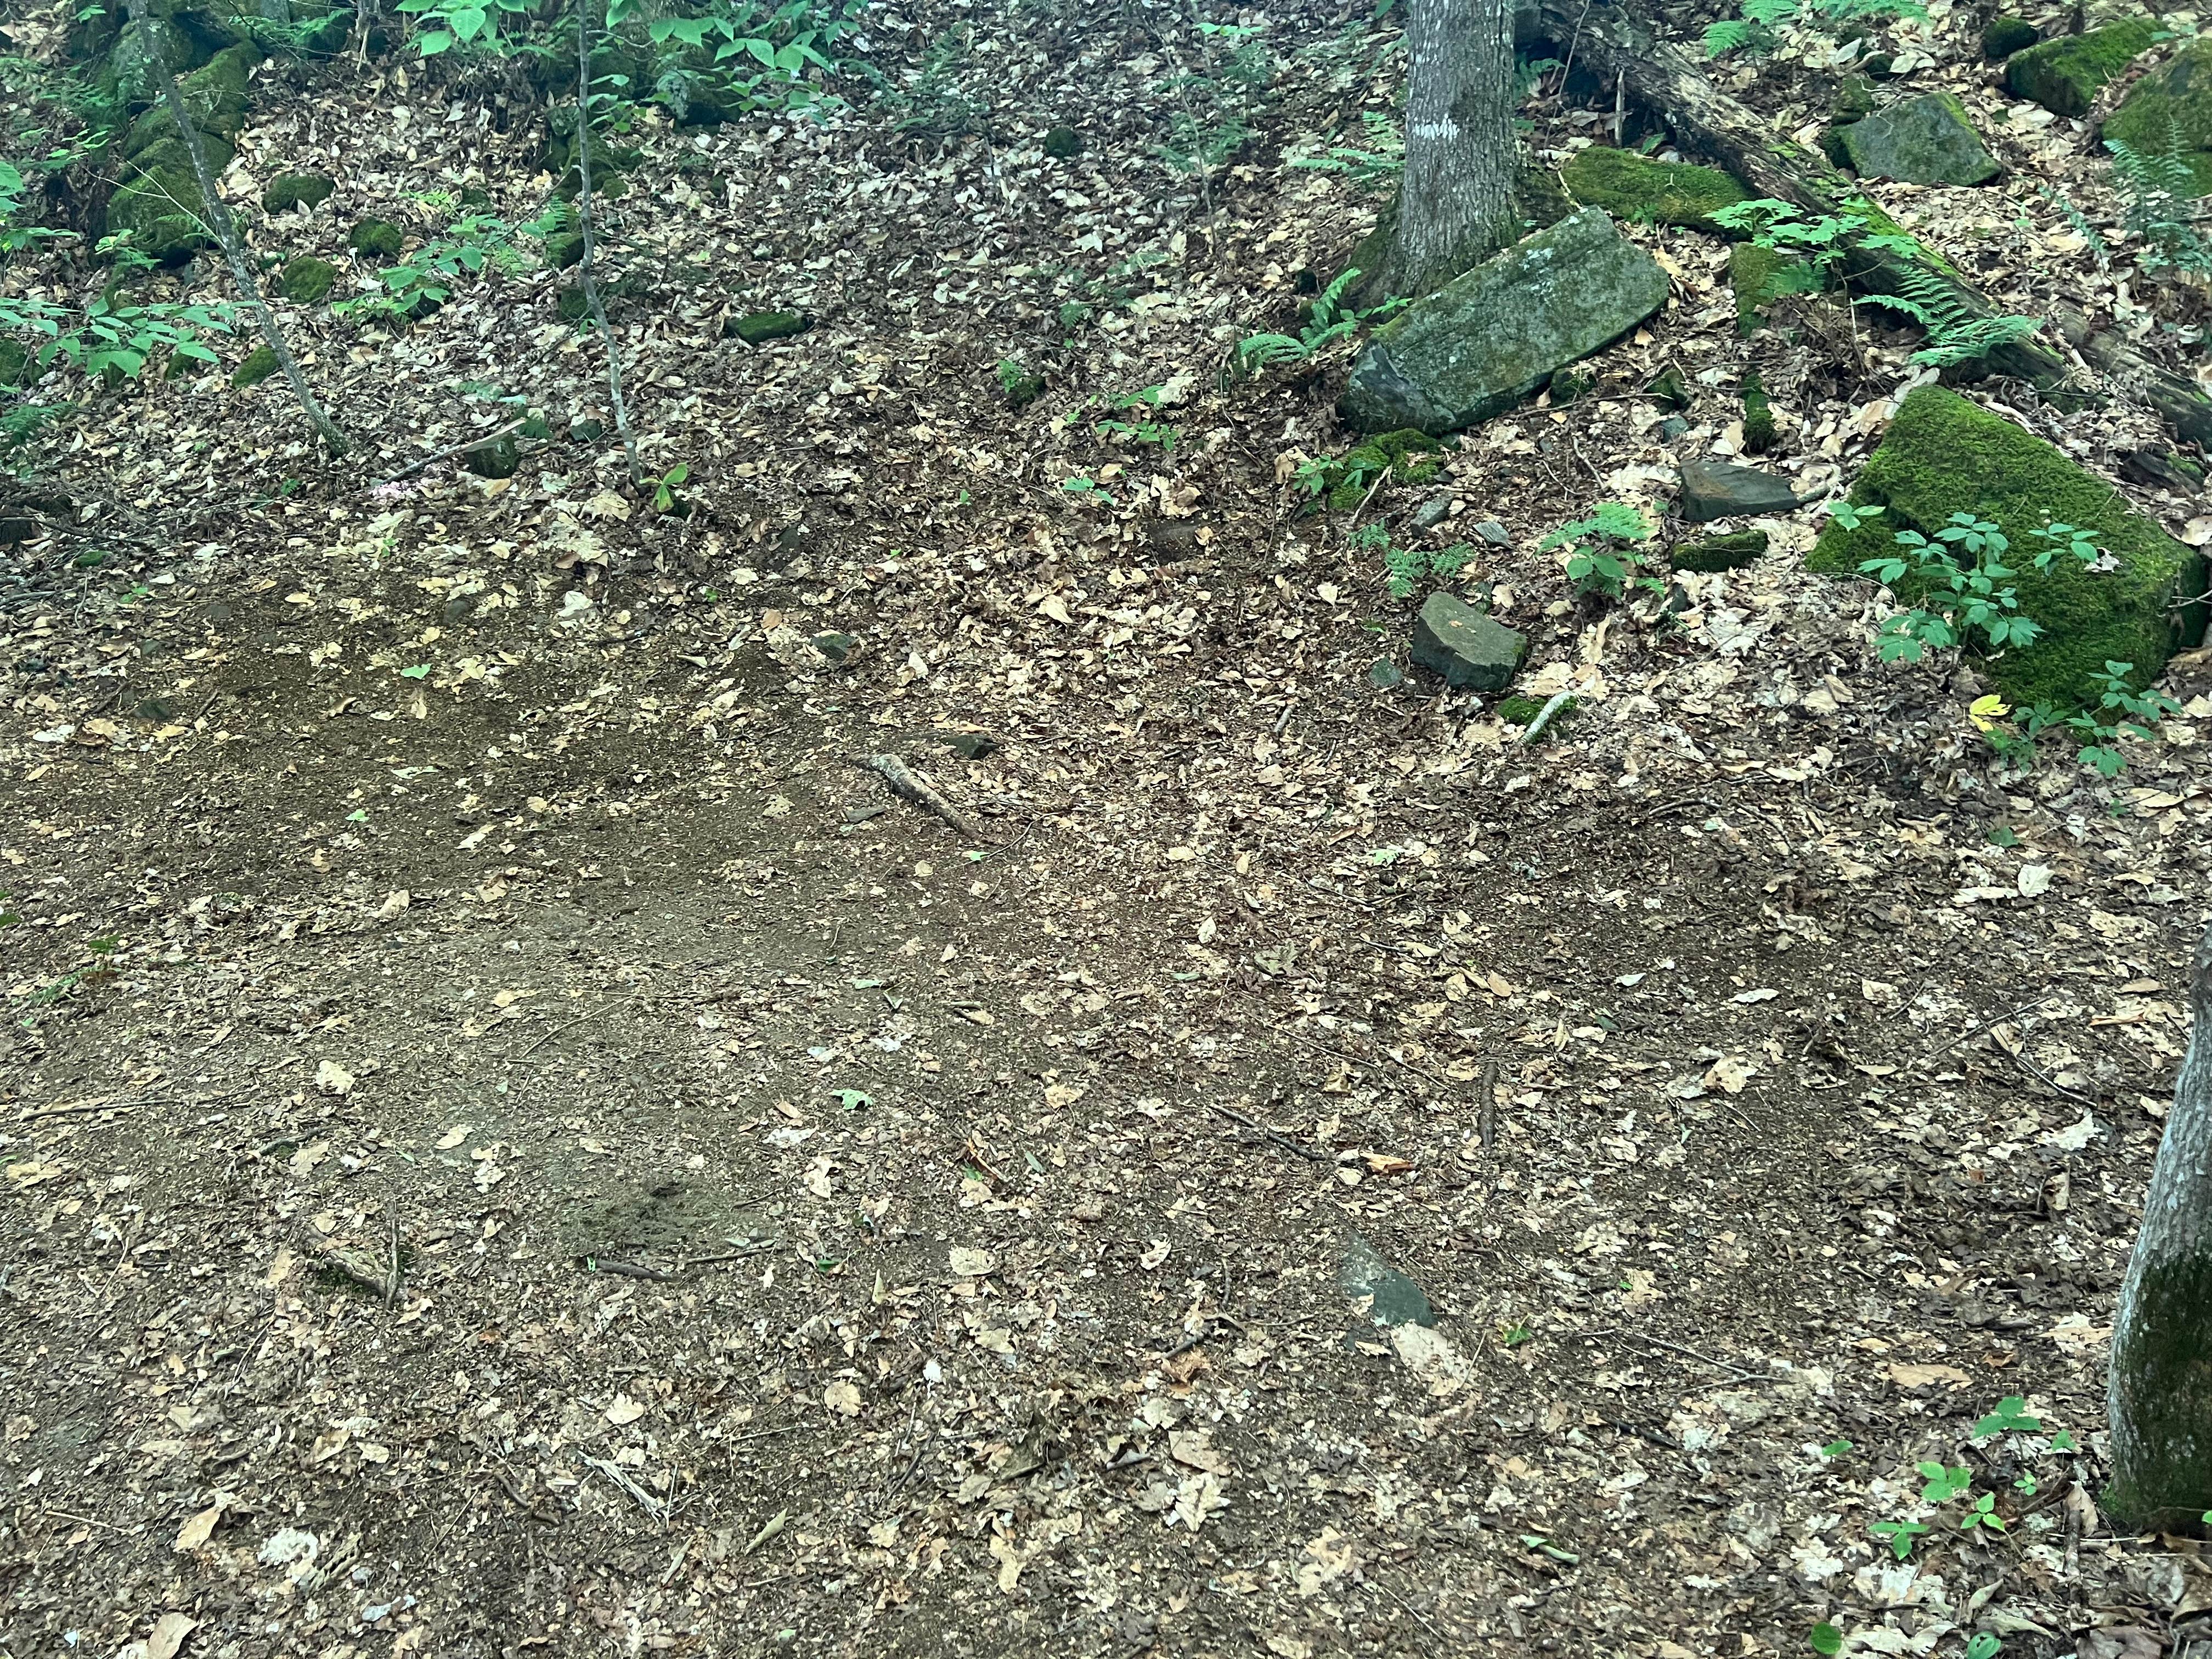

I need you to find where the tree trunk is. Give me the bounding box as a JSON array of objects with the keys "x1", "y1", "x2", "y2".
[
  {"x1": 2109, "y1": 920, "x2": 2212, "y2": 1532},
  {"x1": 127, "y1": 0, "x2": 346, "y2": 458},
  {"x1": 1537, "y1": 0, "x2": 2212, "y2": 448},
  {"x1": 1385, "y1": 0, "x2": 1519, "y2": 298},
  {"x1": 573, "y1": 0, "x2": 637, "y2": 480}
]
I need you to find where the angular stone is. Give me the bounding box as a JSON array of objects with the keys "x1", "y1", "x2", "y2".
[
  {"x1": 1340, "y1": 1233, "x2": 1435, "y2": 1329},
  {"x1": 1810, "y1": 385, "x2": 2208, "y2": 709},
  {"x1": 1340, "y1": 207, "x2": 1669, "y2": 435},
  {"x1": 1838, "y1": 93, "x2": 1999, "y2": 187},
  {"x1": 264, "y1": 171, "x2": 335, "y2": 213},
  {"x1": 2105, "y1": 36, "x2": 2212, "y2": 194},
  {"x1": 726, "y1": 309, "x2": 810, "y2": 345},
  {"x1": 1672, "y1": 529, "x2": 1769, "y2": 572},
  {"x1": 1982, "y1": 15, "x2": 2038, "y2": 60},
  {"x1": 1410, "y1": 591, "x2": 1526, "y2": 691},
  {"x1": 110, "y1": 17, "x2": 194, "y2": 110},
  {"x1": 1680, "y1": 459, "x2": 1800, "y2": 522},
  {"x1": 1560, "y1": 145, "x2": 1749, "y2": 229},
  {"x1": 2006, "y1": 18, "x2": 2156, "y2": 119},
  {"x1": 1366, "y1": 657, "x2": 1405, "y2": 690},
  {"x1": 1041, "y1": 125, "x2": 1082, "y2": 159}
]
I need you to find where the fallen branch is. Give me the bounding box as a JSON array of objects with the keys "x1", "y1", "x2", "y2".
[
  {"x1": 1540, "y1": 0, "x2": 2212, "y2": 443},
  {"x1": 854, "y1": 753, "x2": 984, "y2": 840},
  {"x1": 297, "y1": 1221, "x2": 400, "y2": 1304}
]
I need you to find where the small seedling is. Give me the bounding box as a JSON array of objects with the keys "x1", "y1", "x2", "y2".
[
  {"x1": 1499, "y1": 1319, "x2": 1536, "y2": 1348},
  {"x1": 1869, "y1": 1519, "x2": 1929, "y2": 1560},
  {"x1": 1916, "y1": 1461, "x2": 1972, "y2": 1503},
  {"x1": 1959, "y1": 1492, "x2": 2006, "y2": 1534},
  {"x1": 834, "y1": 1088, "x2": 873, "y2": 1110},
  {"x1": 1965, "y1": 1636, "x2": 2004, "y2": 1659},
  {"x1": 1809, "y1": 1624, "x2": 1843, "y2": 1657},
  {"x1": 1350, "y1": 522, "x2": 1475, "y2": 599},
  {"x1": 650, "y1": 462, "x2": 690, "y2": 514},
  {"x1": 1972, "y1": 1396, "x2": 2041, "y2": 1440},
  {"x1": 1540, "y1": 501, "x2": 1658, "y2": 600},
  {"x1": 1819, "y1": 1437, "x2": 1853, "y2": 1459}
]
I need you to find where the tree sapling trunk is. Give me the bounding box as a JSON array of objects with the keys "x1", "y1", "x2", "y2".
[
  {"x1": 126, "y1": 0, "x2": 346, "y2": 457},
  {"x1": 1383, "y1": 0, "x2": 1519, "y2": 298},
  {"x1": 2109, "y1": 918, "x2": 2212, "y2": 1531},
  {"x1": 573, "y1": 0, "x2": 639, "y2": 480}
]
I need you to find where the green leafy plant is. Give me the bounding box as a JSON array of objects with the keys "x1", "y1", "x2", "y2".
[
  {"x1": 650, "y1": 461, "x2": 690, "y2": 512},
  {"x1": 1859, "y1": 259, "x2": 2042, "y2": 369},
  {"x1": 1352, "y1": 522, "x2": 1475, "y2": 599},
  {"x1": 1855, "y1": 511, "x2": 2041, "y2": 661},
  {"x1": 3, "y1": 292, "x2": 235, "y2": 379},
  {"x1": 2066, "y1": 661, "x2": 2181, "y2": 776},
  {"x1": 1235, "y1": 268, "x2": 1407, "y2": 375},
  {"x1": 1869, "y1": 1518, "x2": 1929, "y2": 1560},
  {"x1": 335, "y1": 214, "x2": 537, "y2": 322},
  {"x1": 1288, "y1": 109, "x2": 1403, "y2": 193},
  {"x1": 1087, "y1": 384, "x2": 1180, "y2": 453},
  {"x1": 2028, "y1": 522, "x2": 2114, "y2": 573},
  {"x1": 1959, "y1": 1491, "x2": 2007, "y2": 1534},
  {"x1": 1971, "y1": 1395, "x2": 2041, "y2": 1440},
  {"x1": 394, "y1": 0, "x2": 534, "y2": 56},
  {"x1": 1540, "y1": 501, "x2": 1658, "y2": 599},
  {"x1": 2106, "y1": 120, "x2": 2212, "y2": 273},
  {"x1": 1965, "y1": 1637, "x2": 2004, "y2": 1659},
  {"x1": 1705, "y1": 0, "x2": 1926, "y2": 58},
  {"x1": 1809, "y1": 1624, "x2": 1843, "y2": 1657},
  {"x1": 1499, "y1": 1319, "x2": 1536, "y2": 1347},
  {"x1": 1916, "y1": 1460, "x2": 1973, "y2": 1504}
]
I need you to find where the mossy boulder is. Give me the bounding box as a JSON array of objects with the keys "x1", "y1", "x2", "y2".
[
  {"x1": 1341, "y1": 164, "x2": 1574, "y2": 306},
  {"x1": 1042, "y1": 125, "x2": 1082, "y2": 158},
  {"x1": 1315, "y1": 428, "x2": 1445, "y2": 510},
  {"x1": 557, "y1": 284, "x2": 591, "y2": 323},
  {"x1": 0, "y1": 340, "x2": 29, "y2": 387},
  {"x1": 230, "y1": 345, "x2": 278, "y2": 387},
  {"x1": 122, "y1": 41, "x2": 256, "y2": 155},
  {"x1": 278, "y1": 254, "x2": 336, "y2": 303},
  {"x1": 2105, "y1": 36, "x2": 2212, "y2": 194},
  {"x1": 1341, "y1": 207, "x2": 1669, "y2": 434},
  {"x1": 348, "y1": 216, "x2": 404, "y2": 258},
  {"x1": 264, "y1": 171, "x2": 335, "y2": 212},
  {"x1": 1809, "y1": 386, "x2": 2208, "y2": 707},
  {"x1": 1673, "y1": 529, "x2": 1769, "y2": 572},
  {"x1": 1560, "y1": 145, "x2": 1750, "y2": 230},
  {"x1": 1983, "y1": 15, "x2": 2039, "y2": 61},
  {"x1": 726, "y1": 310, "x2": 810, "y2": 345},
  {"x1": 2006, "y1": 18, "x2": 2157, "y2": 119},
  {"x1": 1729, "y1": 241, "x2": 1819, "y2": 335},
  {"x1": 108, "y1": 135, "x2": 234, "y2": 263},
  {"x1": 1839, "y1": 92, "x2": 2001, "y2": 186},
  {"x1": 109, "y1": 15, "x2": 195, "y2": 109}
]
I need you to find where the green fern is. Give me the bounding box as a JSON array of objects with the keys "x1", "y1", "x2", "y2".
[
  {"x1": 2107, "y1": 120, "x2": 2212, "y2": 272},
  {"x1": 1233, "y1": 267, "x2": 1404, "y2": 376},
  {"x1": 1861, "y1": 261, "x2": 2040, "y2": 368},
  {"x1": 1289, "y1": 109, "x2": 1404, "y2": 193}
]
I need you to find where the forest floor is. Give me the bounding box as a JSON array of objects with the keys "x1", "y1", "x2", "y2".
[{"x1": 5, "y1": 0, "x2": 2212, "y2": 1655}]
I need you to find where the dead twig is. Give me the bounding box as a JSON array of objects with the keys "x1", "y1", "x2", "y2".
[
  {"x1": 1203, "y1": 1098, "x2": 1328, "y2": 1164},
  {"x1": 1477, "y1": 1057, "x2": 1500, "y2": 1150},
  {"x1": 1916, "y1": 994, "x2": 2059, "y2": 1069},
  {"x1": 584, "y1": 1257, "x2": 678, "y2": 1281},
  {"x1": 363, "y1": 418, "x2": 526, "y2": 492},
  {"x1": 682, "y1": 1240, "x2": 781, "y2": 1269},
  {"x1": 854, "y1": 753, "x2": 984, "y2": 840},
  {"x1": 297, "y1": 1222, "x2": 400, "y2": 1304}
]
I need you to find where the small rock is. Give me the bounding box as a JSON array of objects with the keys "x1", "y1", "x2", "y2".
[
  {"x1": 569, "y1": 416, "x2": 605, "y2": 443},
  {"x1": 1645, "y1": 366, "x2": 1691, "y2": 409},
  {"x1": 1410, "y1": 591, "x2": 1526, "y2": 691},
  {"x1": 277, "y1": 255, "x2": 336, "y2": 305},
  {"x1": 1340, "y1": 1233, "x2": 1436, "y2": 1329},
  {"x1": 262, "y1": 171, "x2": 335, "y2": 213},
  {"x1": 1147, "y1": 519, "x2": 1201, "y2": 554},
  {"x1": 347, "y1": 217, "x2": 404, "y2": 259},
  {"x1": 1838, "y1": 92, "x2": 2000, "y2": 187},
  {"x1": 1041, "y1": 125, "x2": 1083, "y2": 159},
  {"x1": 1679, "y1": 458, "x2": 1800, "y2": 523},
  {"x1": 2124, "y1": 448, "x2": 2205, "y2": 494},
  {"x1": 934, "y1": 730, "x2": 998, "y2": 759},
  {"x1": 725, "y1": 310, "x2": 810, "y2": 346},
  {"x1": 1411, "y1": 494, "x2": 1453, "y2": 530},
  {"x1": 134, "y1": 695, "x2": 179, "y2": 720},
  {"x1": 442, "y1": 592, "x2": 481, "y2": 623},
  {"x1": 460, "y1": 436, "x2": 521, "y2": 479},
  {"x1": 1366, "y1": 657, "x2": 1405, "y2": 691},
  {"x1": 1470, "y1": 520, "x2": 1511, "y2": 546},
  {"x1": 230, "y1": 346, "x2": 278, "y2": 389},
  {"x1": 812, "y1": 631, "x2": 853, "y2": 664},
  {"x1": 1672, "y1": 529, "x2": 1770, "y2": 572},
  {"x1": 1982, "y1": 15, "x2": 2038, "y2": 61},
  {"x1": 1657, "y1": 416, "x2": 1689, "y2": 441}
]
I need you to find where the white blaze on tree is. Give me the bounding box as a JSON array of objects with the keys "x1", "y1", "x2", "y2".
[
  {"x1": 2109, "y1": 919, "x2": 2212, "y2": 1530},
  {"x1": 1385, "y1": 0, "x2": 1519, "y2": 299}
]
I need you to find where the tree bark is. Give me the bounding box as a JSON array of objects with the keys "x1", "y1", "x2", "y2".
[
  {"x1": 127, "y1": 0, "x2": 346, "y2": 458},
  {"x1": 574, "y1": 0, "x2": 637, "y2": 481},
  {"x1": 1538, "y1": 0, "x2": 2212, "y2": 448},
  {"x1": 2109, "y1": 920, "x2": 2212, "y2": 1532},
  {"x1": 1385, "y1": 0, "x2": 1519, "y2": 298}
]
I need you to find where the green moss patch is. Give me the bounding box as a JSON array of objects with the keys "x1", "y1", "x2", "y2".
[
  {"x1": 1560, "y1": 145, "x2": 1750, "y2": 230},
  {"x1": 348, "y1": 216, "x2": 404, "y2": 258},
  {"x1": 1317, "y1": 428, "x2": 1444, "y2": 509},
  {"x1": 277, "y1": 255, "x2": 336, "y2": 304},
  {"x1": 264, "y1": 171, "x2": 335, "y2": 213},
  {"x1": 1673, "y1": 529, "x2": 1769, "y2": 572},
  {"x1": 108, "y1": 134, "x2": 235, "y2": 263},
  {"x1": 2105, "y1": 36, "x2": 2212, "y2": 194},
  {"x1": 727, "y1": 309, "x2": 810, "y2": 345},
  {"x1": 2006, "y1": 18, "x2": 2157, "y2": 118},
  {"x1": 1729, "y1": 241, "x2": 1819, "y2": 335},
  {"x1": 1983, "y1": 15, "x2": 2039, "y2": 61},
  {"x1": 1809, "y1": 386, "x2": 2207, "y2": 708},
  {"x1": 230, "y1": 345, "x2": 278, "y2": 388}
]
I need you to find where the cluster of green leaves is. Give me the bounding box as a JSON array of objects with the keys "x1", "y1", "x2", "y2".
[
  {"x1": 2106, "y1": 121, "x2": 2212, "y2": 274},
  {"x1": 396, "y1": 0, "x2": 534, "y2": 57},
  {"x1": 1861, "y1": 260, "x2": 2042, "y2": 369},
  {"x1": 1234, "y1": 268, "x2": 1404, "y2": 376},
  {"x1": 1350, "y1": 522, "x2": 1475, "y2": 599},
  {"x1": 1294, "y1": 428, "x2": 1443, "y2": 510},
  {"x1": 1, "y1": 291, "x2": 235, "y2": 380},
  {"x1": 334, "y1": 211, "x2": 554, "y2": 322},
  {"x1": 1993, "y1": 665, "x2": 2184, "y2": 776},
  {"x1": 1705, "y1": 0, "x2": 1925, "y2": 58},
  {"x1": 892, "y1": 25, "x2": 981, "y2": 138},
  {"x1": 1287, "y1": 109, "x2": 1402, "y2": 193},
  {"x1": 1540, "y1": 501, "x2": 1657, "y2": 599},
  {"x1": 0, "y1": 159, "x2": 64, "y2": 256},
  {"x1": 1845, "y1": 506, "x2": 2040, "y2": 658},
  {"x1": 1066, "y1": 383, "x2": 1178, "y2": 453},
  {"x1": 1713, "y1": 196, "x2": 1903, "y2": 284}
]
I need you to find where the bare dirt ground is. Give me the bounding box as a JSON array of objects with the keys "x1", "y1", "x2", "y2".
[{"x1": 7, "y1": 0, "x2": 2212, "y2": 1654}]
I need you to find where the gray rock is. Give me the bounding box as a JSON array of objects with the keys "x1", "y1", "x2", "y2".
[
  {"x1": 1838, "y1": 92, "x2": 2000, "y2": 187},
  {"x1": 1341, "y1": 1233, "x2": 1436, "y2": 1329},
  {"x1": 1471, "y1": 520, "x2": 1511, "y2": 546},
  {"x1": 1340, "y1": 207, "x2": 1669, "y2": 435},
  {"x1": 1412, "y1": 494, "x2": 1453, "y2": 529},
  {"x1": 814, "y1": 631, "x2": 854, "y2": 664},
  {"x1": 1658, "y1": 416, "x2": 1690, "y2": 441},
  {"x1": 1680, "y1": 458, "x2": 1800, "y2": 523},
  {"x1": 111, "y1": 18, "x2": 192, "y2": 109},
  {"x1": 1366, "y1": 657, "x2": 1405, "y2": 690},
  {"x1": 1410, "y1": 591, "x2": 1526, "y2": 691}
]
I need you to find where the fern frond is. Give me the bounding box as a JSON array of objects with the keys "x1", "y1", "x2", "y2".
[{"x1": 1703, "y1": 18, "x2": 1752, "y2": 53}]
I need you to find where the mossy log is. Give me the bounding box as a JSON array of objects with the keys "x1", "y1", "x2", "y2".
[
  {"x1": 1536, "y1": 0, "x2": 2212, "y2": 449},
  {"x1": 2110, "y1": 923, "x2": 2212, "y2": 1533}
]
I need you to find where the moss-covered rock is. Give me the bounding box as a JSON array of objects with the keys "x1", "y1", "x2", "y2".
[
  {"x1": 2104, "y1": 36, "x2": 2212, "y2": 194},
  {"x1": 348, "y1": 216, "x2": 404, "y2": 258},
  {"x1": 122, "y1": 40, "x2": 256, "y2": 156},
  {"x1": 1560, "y1": 145, "x2": 1750, "y2": 230},
  {"x1": 1341, "y1": 207, "x2": 1669, "y2": 433},
  {"x1": 1809, "y1": 386, "x2": 2208, "y2": 707},
  {"x1": 461, "y1": 435, "x2": 522, "y2": 478},
  {"x1": 1729, "y1": 241, "x2": 1819, "y2": 335},
  {"x1": 1042, "y1": 125, "x2": 1082, "y2": 158},
  {"x1": 1673, "y1": 529, "x2": 1769, "y2": 571},
  {"x1": 2006, "y1": 18, "x2": 2157, "y2": 119},
  {"x1": 109, "y1": 15, "x2": 195, "y2": 109},
  {"x1": 1315, "y1": 428, "x2": 1445, "y2": 509},
  {"x1": 1742, "y1": 369, "x2": 1776, "y2": 453},
  {"x1": 545, "y1": 230, "x2": 585, "y2": 269},
  {"x1": 108, "y1": 134, "x2": 234, "y2": 263},
  {"x1": 1983, "y1": 15, "x2": 2039, "y2": 61},
  {"x1": 726, "y1": 310, "x2": 810, "y2": 345},
  {"x1": 230, "y1": 345, "x2": 278, "y2": 387},
  {"x1": 263, "y1": 171, "x2": 335, "y2": 212},
  {"x1": 277, "y1": 254, "x2": 336, "y2": 303},
  {"x1": 557, "y1": 283, "x2": 591, "y2": 323},
  {"x1": 1839, "y1": 92, "x2": 2001, "y2": 185},
  {"x1": 0, "y1": 339, "x2": 29, "y2": 387}
]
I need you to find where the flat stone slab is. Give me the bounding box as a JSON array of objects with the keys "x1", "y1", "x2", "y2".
[
  {"x1": 1680, "y1": 459, "x2": 1801, "y2": 523},
  {"x1": 1839, "y1": 92, "x2": 2000, "y2": 187},
  {"x1": 1340, "y1": 207, "x2": 1669, "y2": 435},
  {"x1": 1410, "y1": 592, "x2": 1526, "y2": 691}
]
